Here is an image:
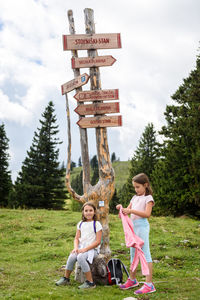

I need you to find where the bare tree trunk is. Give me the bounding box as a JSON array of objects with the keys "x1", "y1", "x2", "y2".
[
  {"x1": 66, "y1": 10, "x2": 91, "y2": 196},
  {"x1": 83, "y1": 8, "x2": 115, "y2": 257}
]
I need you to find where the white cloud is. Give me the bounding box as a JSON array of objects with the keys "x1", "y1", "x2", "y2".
[
  {"x1": 0, "y1": 90, "x2": 32, "y2": 124},
  {"x1": 0, "y1": 0, "x2": 199, "y2": 180}
]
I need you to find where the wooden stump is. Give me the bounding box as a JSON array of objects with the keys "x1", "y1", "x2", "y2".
[{"x1": 75, "y1": 254, "x2": 108, "y2": 285}]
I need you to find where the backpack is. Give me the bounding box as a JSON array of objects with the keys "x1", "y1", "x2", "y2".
[{"x1": 107, "y1": 258, "x2": 129, "y2": 285}]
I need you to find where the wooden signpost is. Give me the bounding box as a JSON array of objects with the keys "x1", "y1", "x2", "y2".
[
  {"x1": 74, "y1": 102, "x2": 120, "y2": 116},
  {"x1": 63, "y1": 33, "x2": 122, "y2": 50},
  {"x1": 63, "y1": 8, "x2": 122, "y2": 261},
  {"x1": 71, "y1": 55, "x2": 116, "y2": 69},
  {"x1": 61, "y1": 73, "x2": 89, "y2": 95},
  {"x1": 77, "y1": 115, "x2": 122, "y2": 128},
  {"x1": 74, "y1": 89, "x2": 119, "y2": 102}
]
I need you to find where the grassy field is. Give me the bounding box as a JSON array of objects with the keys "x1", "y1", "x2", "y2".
[{"x1": 0, "y1": 209, "x2": 200, "y2": 300}]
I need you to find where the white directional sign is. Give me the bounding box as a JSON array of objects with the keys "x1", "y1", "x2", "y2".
[
  {"x1": 71, "y1": 55, "x2": 116, "y2": 69},
  {"x1": 74, "y1": 102, "x2": 120, "y2": 116},
  {"x1": 63, "y1": 33, "x2": 122, "y2": 50},
  {"x1": 74, "y1": 89, "x2": 119, "y2": 102},
  {"x1": 77, "y1": 115, "x2": 122, "y2": 128}
]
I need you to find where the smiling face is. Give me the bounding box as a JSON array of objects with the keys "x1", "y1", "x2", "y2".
[
  {"x1": 133, "y1": 181, "x2": 146, "y2": 196},
  {"x1": 83, "y1": 205, "x2": 95, "y2": 221}
]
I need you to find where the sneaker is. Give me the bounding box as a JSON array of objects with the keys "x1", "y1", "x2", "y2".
[
  {"x1": 55, "y1": 277, "x2": 70, "y2": 286},
  {"x1": 134, "y1": 283, "x2": 156, "y2": 294},
  {"x1": 119, "y1": 278, "x2": 139, "y2": 290},
  {"x1": 78, "y1": 280, "x2": 96, "y2": 289}
]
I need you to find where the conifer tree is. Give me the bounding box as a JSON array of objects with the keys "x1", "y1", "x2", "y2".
[
  {"x1": 10, "y1": 101, "x2": 66, "y2": 209},
  {"x1": 152, "y1": 55, "x2": 200, "y2": 217},
  {"x1": 70, "y1": 161, "x2": 76, "y2": 171},
  {"x1": 78, "y1": 156, "x2": 82, "y2": 167},
  {"x1": 91, "y1": 167, "x2": 99, "y2": 185},
  {"x1": 119, "y1": 123, "x2": 158, "y2": 207},
  {"x1": 71, "y1": 170, "x2": 83, "y2": 195},
  {"x1": 111, "y1": 152, "x2": 116, "y2": 163},
  {"x1": 90, "y1": 155, "x2": 98, "y2": 170},
  {"x1": 109, "y1": 188, "x2": 119, "y2": 214},
  {"x1": 90, "y1": 155, "x2": 99, "y2": 185},
  {"x1": 0, "y1": 124, "x2": 12, "y2": 207}
]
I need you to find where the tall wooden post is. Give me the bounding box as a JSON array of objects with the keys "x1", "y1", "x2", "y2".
[
  {"x1": 84, "y1": 8, "x2": 115, "y2": 257},
  {"x1": 64, "y1": 8, "x2": 121, "y2": 258},
  {"x1": 67, "y1": 10, "x2": 91, "y2": 193}
]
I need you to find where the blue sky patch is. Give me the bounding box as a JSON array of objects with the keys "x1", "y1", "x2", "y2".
[{"x1": 2, "y1": 81, "x2": 27, "y2": 103}]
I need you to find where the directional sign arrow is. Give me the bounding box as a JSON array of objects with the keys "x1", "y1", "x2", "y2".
[
  {"x1": 77, "y1": 115, "x2": 122, "y2": 128},
  {"x1": 63, "y1": 33, "x2": 122, "y2": 50},
  {"x1": 74, "y1": 89, "x2": 119, "y2": 102},
  {"x1": 61, "y1": 73, "x2": 90, "y2": 95},
  {"x1": 74, "y1": 102, "x2": 120, "y2": 116},
  {"x1": 71, "y1": 55, "x2": 116, "y2": 69}
]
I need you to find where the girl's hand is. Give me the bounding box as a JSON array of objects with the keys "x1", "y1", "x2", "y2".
[
  {"x1": 116, "y1": 204, "x2": 122, "y2": 210},
  {"x1": 77, "y1": 248, "x2": 86, "y2": 254},
  {"x1": 71, "y1": 247, "x2": 78, "y2": 254},
  {"x1": 122, "y1": 208, "x2": 131, "y2": 215}
]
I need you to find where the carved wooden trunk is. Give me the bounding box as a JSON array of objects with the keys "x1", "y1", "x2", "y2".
[{"x1": 75, "y1": 254, "x2": 108, "y2": 285}]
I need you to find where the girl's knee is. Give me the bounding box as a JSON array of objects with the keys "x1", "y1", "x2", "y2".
[{"x1": 77, "y1": 253, "x2": 85, "y2": 263}]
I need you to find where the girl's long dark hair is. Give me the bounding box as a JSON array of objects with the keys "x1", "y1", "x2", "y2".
[
  {"x1": 132, "y1": 173, "x2": 153, "y2": 196},
  {"x1": 81, "y1": 202, "x2": 97, "y2": 221}
]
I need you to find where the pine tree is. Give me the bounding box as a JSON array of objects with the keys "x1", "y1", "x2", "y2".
[
  {"x1": 111, "y1": 152, "x2": 116, "y2": 163},
  {"x1": 71, "y1": 170, "x2": 83, "y2": 195},
  {"x1": 119, "y1": 123, "x2": 158, "y2": 207},
  {"x1": 90, "y1": 155, "x2": 98, "y2": 169},
  {"x1": 152, "y1": 55, "x2": 200, "y2": 217},
  {"x1": 0, "y1": 124, "x2": 12, "y2": 207},
  {"x1": 70, "y1": 161, "x2": 76, "y2": 171},
  {"x1": 109, "y1": 188, "x2": 119, "y2": 214},
  {"x1": 91, "y1": 167, "x2": 99, "y2": 185},
  {"x1": 90, "y1": 155, "x2": 99, "y2": 185},
  {"x1": 10, "y1": 101, "x2": 66, "y2": 209},
  {"x1": 78, "y1": 156, "x2": 82, "y2": 167}
]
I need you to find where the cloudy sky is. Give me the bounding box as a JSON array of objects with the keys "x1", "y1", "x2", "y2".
[{"x1": 0, "y1": 0, "x2": 199, "y2": 181}]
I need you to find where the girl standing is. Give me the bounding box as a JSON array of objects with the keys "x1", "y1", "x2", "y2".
[
  {"x1": 116, "y1": 173, "x2": 156, "y2": 295},
  {"x1": 56, "y1": 202, "x2": 102, "y2": 289}
]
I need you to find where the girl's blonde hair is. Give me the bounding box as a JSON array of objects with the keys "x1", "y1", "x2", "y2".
[
  {"x1": 81, "y1": 202, "x2": 97, "y2": 221},
  {"x1": 132, "y1": 173, "x2": 153, "y2": 196}
]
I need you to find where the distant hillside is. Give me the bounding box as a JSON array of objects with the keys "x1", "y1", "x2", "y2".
[
  {"x1": 70, "y1": 160, "x2": 131, "y2": 191},
  {"x1": 112, "y1": 160, "x2": 131, "y2": 190}
]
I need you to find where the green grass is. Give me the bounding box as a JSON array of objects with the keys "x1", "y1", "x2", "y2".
[{"x1": 0, "y1": 209, "x2": 200, "y2": 299}]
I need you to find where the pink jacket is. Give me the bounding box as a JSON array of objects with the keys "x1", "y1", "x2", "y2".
[{"x1": 118, "y1": 205, "x2": 149, "y2": 275}]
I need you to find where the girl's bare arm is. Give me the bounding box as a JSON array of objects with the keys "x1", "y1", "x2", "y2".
[
  {"x1": 71, "y1": 229, "x2": 80, "y2": 253},
  {"x1": 122, "y1": 202, "x2": 153, "y2": 218}
]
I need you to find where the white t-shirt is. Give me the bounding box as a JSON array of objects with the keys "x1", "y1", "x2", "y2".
[
  {"x1": 77, "y1": 220, "x2": 102, "y2": 251},
  {"x1": 130, "y1": 194, "x2": 155, "y2": 220}
]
